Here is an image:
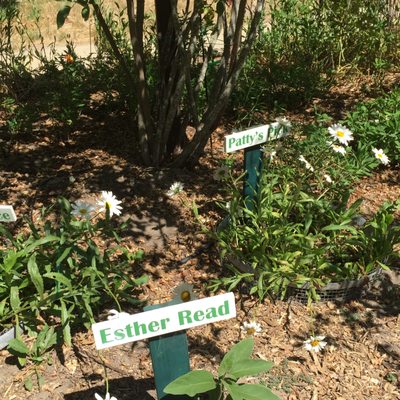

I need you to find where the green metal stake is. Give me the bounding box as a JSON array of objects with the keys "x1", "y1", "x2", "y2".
[
  {"x1": 243, "y1": 145, "x2": 263, "y2": 211},
  {"x1": 144, "y1": 299, "x2": 191, "y2": 400}
]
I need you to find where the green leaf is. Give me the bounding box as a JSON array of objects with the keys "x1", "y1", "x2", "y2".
[
  {"x1": 8, "y1": 338, "x2": 29, "y2": 355},
  {"x1": 61, "y1": 300, "x2": 72, "y2": 346},
  {"x1": 57, "y1": 5, "x2": 72, "y2": 29},
  {"x1": 225, "y1": 382, "x2": 244, "y2": 400},
  {"x1": 10, "y1": 286, "x2": 20, "y2": 312},
  {"x1": 164, "y1": 370, "x2": 216, "y2": 397},
  {"x1": 43, "y1": 272, "x2": 72, "y2": 291},
  {"x1": 56, "y1": 247, "x2": 72, "y2": 266},
  {"x1": 230, "y1": 359, "x2": 274, "y2": 379},
  {"x1": 81, "y1": 5, "x2": 90, "y2": 21},
  {"x1": 24, "y1": 376, "x2": 33, "y2": 391},
  {"x1": 25, "y1": 236, "x2": 59, "y2": 254},
  {"x1": 28, "y1": 254, "x2": 44, "y2": 299},
  {"x1": 218, "y1": 338, "x2": 254, "y2": 377},
  {"x1": 234, "y1": 383, "x2": 281, "y2": 400}
]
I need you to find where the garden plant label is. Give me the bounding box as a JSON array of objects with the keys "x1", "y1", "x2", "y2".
[
  {"x1": 224, "y1": 122, "x2": 286, "y2": 153},
  {"x1": 0, "y1": 205, "x2": 17, "y2": 222},
  {"x1": 92, "y1": 292, "x2": 236, "y2": 349}
]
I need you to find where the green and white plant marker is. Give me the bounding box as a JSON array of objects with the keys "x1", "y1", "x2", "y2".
[
  {"x1": 224, "y1": 122, "x2": 290, "y2": 208},
  {"x1": 92, "y1": 292, "x2": 236, "y2": 399},
  {"x1": 0, "y1": 205, "x2": 17, "y2": 222}
]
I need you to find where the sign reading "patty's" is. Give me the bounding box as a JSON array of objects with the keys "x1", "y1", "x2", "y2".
[{"x1": 92, "y1": 292, "x2": 236, "y2": 349}]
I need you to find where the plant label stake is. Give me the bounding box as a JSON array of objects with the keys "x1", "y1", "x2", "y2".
[
  {"x1": 0, "y1": 205, "x2": 17, "y2": 222},
  {"x1": 91, "y1": 292, "x2": 236, "y2": 399},
  {"x1": 224, "y1": 123, "x2": 290, "y2": 209}
]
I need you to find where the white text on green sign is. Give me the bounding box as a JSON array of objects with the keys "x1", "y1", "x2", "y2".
[
  {"x1": 0, "y1": 205, "x2": 16, "y2": 222},
  {"x1": 92, "y1": 292, "x2": 236, "y2": 350},
  {"x1": 224, "y1": 123, "x2": 289, "y2": 153}
]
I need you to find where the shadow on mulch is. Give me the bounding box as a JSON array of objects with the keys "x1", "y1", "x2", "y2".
[{"x1": 64, "y1": 376, "x2": 155, "y2": 400}]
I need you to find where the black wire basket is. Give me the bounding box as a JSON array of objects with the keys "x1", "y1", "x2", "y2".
[{"x1": 224, "y1": 254, "x2": 381, "y2": 303}]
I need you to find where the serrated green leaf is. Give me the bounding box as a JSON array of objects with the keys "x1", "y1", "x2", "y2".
[
  {"x1": 218, "y1": 338, "x2": 254, "y2": 377},
  {"x1": 164, "y1": 370, "x2": 216, "y2": 397},
  {"x1": 8, "y1": 338, "x2": 29, "y2": 355},
  {"x1": 235, "y1": 383, "x2": 281, "y2": 400},
  {"x1": 57, "y1": 5, "x2": 72, "y2": 29},
  {"x1": 230, "y1": 359, "x2": 274, "y2": 379},
  {"x1": 28, "y1": 254, "x2": 44, "y2": 299}
]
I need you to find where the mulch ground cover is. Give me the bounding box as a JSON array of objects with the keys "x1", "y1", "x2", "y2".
[{"x1": 0, "y1": 75, "x2": 399, "y2": 400}]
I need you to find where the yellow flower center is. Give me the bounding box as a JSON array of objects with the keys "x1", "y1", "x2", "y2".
[
  {"x1": 311, "y1": 339, "x2": 320, "y2": 347},
  {"x1": 181, "y1": 291, "x2": 191, "y2": 302},
  {"x1": 79, "y1": 208, "x2": 88, "y2": 214},
  {"x1": 105, "y1": 201, "x2": 111, "y2": 209},
  {"x1": 246, "y1": 327, "x2": 256, "y2": 335},
  {"x1": 377, "y1": 153, "x2": 383, "y2": 158},
  {"x1": 336, "y1": 131, "x2": 345, "y2": 137}
]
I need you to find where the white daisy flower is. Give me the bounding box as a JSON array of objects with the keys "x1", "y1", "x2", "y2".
[
  {"x1": 94, "y1": 393, "x2": 118, "y2": 400},
  {"x1": 328, "y1": 124, "x2": 354, "y2": 146},
  {"x1": 303, "y1": 335, "x2": 327, "y2": 353},
  {"x1": 167, "y1": 182, "x2": 184, "y2": 197},
  {"x1": 97, "y1": 191, "x2": 122, "y2": 217},
  {"x1": 329, "y1": 143, "x2": 347, "y2": 155},
  {"x1": 172, "y1": 283, "x2": 196, "y2": 303},
  {"x1": 213, "y1": 165, "x2": 229, "y2": 181},
  {"x1": 299, "y1": 155, "x2": 314, "y2": 172},
  {"x1": 241, "y1": 320, "x2": 262, "y2": 336},
  {"x1": 107, "y1": 309, "x2": 131, "y2": 320},
  {"x1": 324, "y1": 174, "x2": 333, "y2": 183},
  {"x1": 71, "y1": 200, "x2": 96, "y2": 219},
  {"x1": 372, "y1": 148, "x2": 390, "y2": 165},
  {"x1": 275, "y1": 116, "x2": 292, "y2": 129},
  {"x1": 261, "y1": 147, "x2": 277, "y2": 161}
]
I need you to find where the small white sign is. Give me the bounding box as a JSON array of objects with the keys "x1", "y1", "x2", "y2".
[
  {"x1": 92, "y1": 292, "x2": 236, "y2": 350},
  {"x1": 0, "y1": 205, "x2": 17, "y2": 222},
  {"x1": 224, "y1": 123, "x2": 288, "y2": 153}
]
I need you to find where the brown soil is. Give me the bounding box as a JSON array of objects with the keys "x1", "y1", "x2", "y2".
[{"x1": 0, "y1": 74, "x2": 400, "y2": 400}]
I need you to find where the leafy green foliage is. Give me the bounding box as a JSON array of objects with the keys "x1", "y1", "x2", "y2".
[
  {"x1": 345, "y1": 90, "x2": 400, "y2": 165},
  {"x1": 164, "y1": 338, "x2": 279, "y2": 400},
  {"x1": 0, "y1": 197, "x2": 146, "y2": 367},
  {"x1": 231, "y1": 0, "x2": 399, "y2": 122},
  {"x1": 213, "y1": 124, "x2": 400, "y2": 302}
]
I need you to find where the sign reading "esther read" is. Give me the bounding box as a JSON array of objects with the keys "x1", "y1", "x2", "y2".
[
  {"x1": 0, "y1": 205, "x2": 17, "y2": 222},
  {"x1": 224, "y1": 122, "x2": 288, "y2": 153},
  {"x1": 92, "y1": 292, "x2": 236, "y2": 349}
]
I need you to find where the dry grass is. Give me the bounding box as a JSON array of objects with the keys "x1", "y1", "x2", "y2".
[{"x1": 17, "y1": 0, "x2": 192, "y2": 46}]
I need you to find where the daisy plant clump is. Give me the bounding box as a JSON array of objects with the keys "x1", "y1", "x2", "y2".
[
  {"x1": 344, "y1": 90, "x2": 400, "y2": 164},
  {"x1": 164, "y1": 338, "x2": 280, "y2": 399},
  {"x1": 1, "y1": 196, "x2": 147, "y2": 375},
  {"x1": 212, "y1": 127, "x2": 400, "y2": 303}
]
